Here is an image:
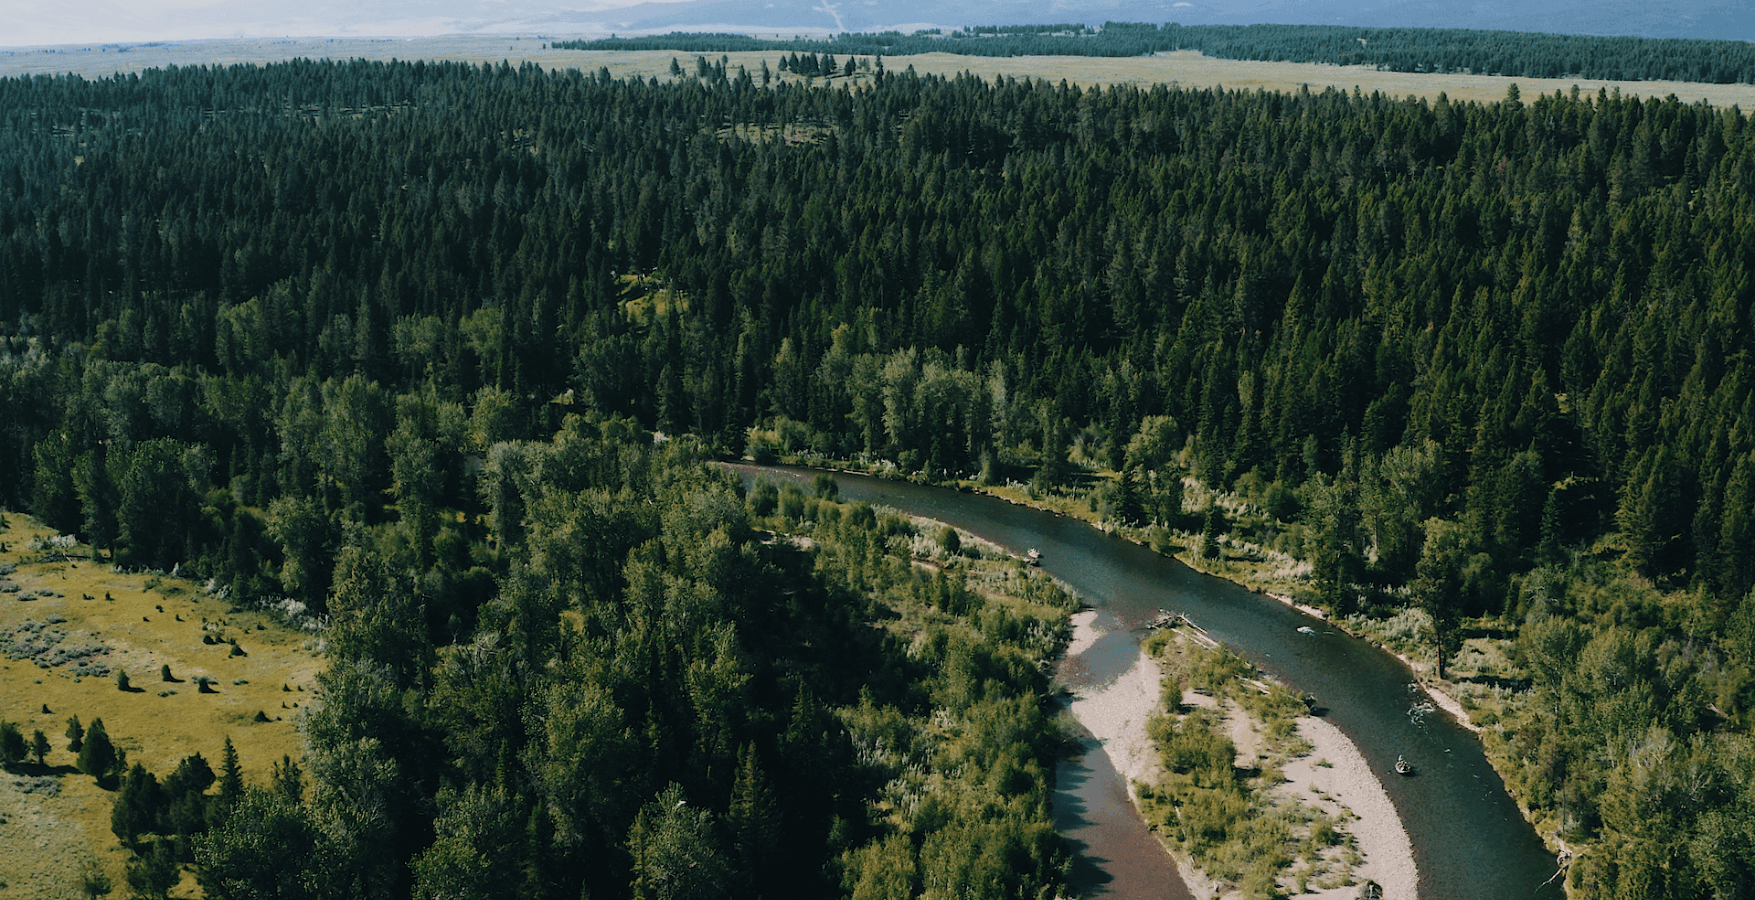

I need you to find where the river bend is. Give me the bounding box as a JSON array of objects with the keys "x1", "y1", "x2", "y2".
[{"x1": 732, "y1": 465, "x2": 1561, "y2": 899}]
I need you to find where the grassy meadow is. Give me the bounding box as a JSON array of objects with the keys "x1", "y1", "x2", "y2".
[
  {"x1": 3, "y1": 34, "x2": 1754, "y2": 107},
  {"x1": 0, "y1": 512, "x2": 320, "y2": 898}
]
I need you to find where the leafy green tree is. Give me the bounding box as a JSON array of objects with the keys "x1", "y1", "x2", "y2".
[
  {"x1": 1113, "y1": 467, "x2": 1146, "y2": 527},
  {"x1": 317, "y1": 374, "x2": 391, "y2": 515},
  {"x1": 528, "y1": 676, "x2": 638, "y2": 857},
  {"x1": 938, "y1": 525, "x2": 960, "y2": 556},
  {"x1": 1413, "y1": 520, "x2": 1468, "y2": 680},
  {"x1": 31, "y1": 729, "x2": 49, "y2": 766},
  {"x1": 115, "y1": 438, "x2": 206, "y2": 569},
  {"x1": 66, "y1": 715, "x2": 84, "y2": 752},
  {"x1": 1124, "y1": 415, "x2": 1182, "y2": 473},
  {"x1": 1149, "y1": 470, "x2": 1185, "y2": 527},
  {"x1": 195, "y1": 788, "x2": 326, "y2": 900},
  {"x1": 73, "y1": 444, "x2": 119, "y2": 560},
  {"x1": 326, "y1": 546, "x2": 427, "y2": 682},
  {"x1": 30, "y1": 429, "x2": 81, "y2": 535},
  {"x1": 162, "y1": 753, "x2": 217, "y2": 838},
  {"x1": 302, "y1": 731, "x2": 416, "y2": 899},
  {"x1": 410, "y1": 786, "x2": 523, "y2": 900},
  {"x1": 264, "y1": 493, "x2": 335, "y2": 607},
  {"x1": 628, "y1": 784, "x2": 729, "y2": 900},
  {"x1": 1305, "y1": 477, "x2": 1362, "y2": 615}
]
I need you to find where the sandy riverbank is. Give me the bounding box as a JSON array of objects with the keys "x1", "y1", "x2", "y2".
[
  {"x1": 1064, "y1": 611, "x2": 1164, "y2": 790},
  {"x1": 1278, "y1": 717, "x2": 1418, "y2": 899},
  {"x1": 1062, "y1": 610, "x2": 1418, "y2": 900}
]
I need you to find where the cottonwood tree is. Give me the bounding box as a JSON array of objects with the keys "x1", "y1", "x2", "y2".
[{"x1": 628, "y1": 785, "x2": 729, "y2": 900}]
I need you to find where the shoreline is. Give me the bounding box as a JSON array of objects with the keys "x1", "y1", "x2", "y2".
[
  {"x1": 1062, "y1": 610, "x2": 1418, "y2": 900},
  {"x1": 1259, "y1": 591, "x2": 1484, "y2": 735},
  {"x1": 734, "y1": 459, "x2": 1556, "y2": 882}
]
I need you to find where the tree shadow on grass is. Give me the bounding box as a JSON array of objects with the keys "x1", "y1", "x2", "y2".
[{"x1": 2, "y1": 761, "x2": 82, "y2": 778}]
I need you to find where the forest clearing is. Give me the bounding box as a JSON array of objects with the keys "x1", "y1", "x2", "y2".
[{"x1": 0, "y1": 515, "x2": 317, "y2": 898}]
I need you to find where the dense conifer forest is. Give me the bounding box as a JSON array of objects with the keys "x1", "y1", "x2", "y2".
[
  {"x1": 2, "y1": 57, "x2": 1755, "y2": 897},
  {"x1": 561, "y1": 22, "x2": 1755, "y2": 85}
]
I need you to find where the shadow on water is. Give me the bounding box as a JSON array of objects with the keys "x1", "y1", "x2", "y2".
[
  {"x1": 731, "y1": 465, "x2": 1563, "y2": 900},
  {"x1": 1053, "y1": 718, "x2": 1192, "y2": 899}
]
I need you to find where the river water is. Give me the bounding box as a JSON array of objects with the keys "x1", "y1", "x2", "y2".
[{"x1": 730, "y1": 465, "x2": 1562, "y2": 899}]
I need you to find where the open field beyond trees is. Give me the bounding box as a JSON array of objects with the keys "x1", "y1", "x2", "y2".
[
  {"x1": 4, "y1": 35, "x2": 1755, "y2": 107},
  {"x1": 0, "y1": 514, "x2": 318, "y2": 898}
]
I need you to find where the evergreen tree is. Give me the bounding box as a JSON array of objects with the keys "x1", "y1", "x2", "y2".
[
  {"x1": 112, "y1": 763, "x2": 164, "y2": 849},
  {"x1": 0, "y1": 721, "x2": 25, "y2": 766},
  {"x1": 1199, "y1": 503, "x2": 1225, "y2": 560},
  {"x1": 727, "y1": 742, "x2": 780, "y2": 896},
  {"x1": 125, "y1": 838, "x2": 182, "y2": 900},
  {"x1": 271, "y1": 755, "x2": 303, "y2": 804},
  {"x1": 78, "y1": 718, "x2": 119, "y2": 785},
  {"x1": 217, "y1": 738, "x2": 244, "y2": 806}
]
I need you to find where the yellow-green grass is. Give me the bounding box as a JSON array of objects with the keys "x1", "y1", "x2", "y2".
[
  {"x1": 0, "y1": 512, "x2": 321, "y2": 899},
  {"x1": 3, "y1": 34, "x2": 1752, "y2": 108},
  {"x1": 616, "y1": 274, "x2": 690, "y2": 323}
]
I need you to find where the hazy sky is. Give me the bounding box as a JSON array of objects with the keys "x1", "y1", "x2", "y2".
[
  {"x1": 7, "y1": 0, "x2": 1749, "y2": 52},
  {"x1": 0, "y1": 0, "x2": 678, "y2": 47}
]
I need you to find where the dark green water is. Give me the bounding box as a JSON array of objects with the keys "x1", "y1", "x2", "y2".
[{"x1": 732, "y1": 465, "x2": 1562, "y2": 899}]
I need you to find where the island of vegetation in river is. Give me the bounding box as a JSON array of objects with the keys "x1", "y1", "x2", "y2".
[
  {"x1": 1133, "y1": 622, "x2": 1397, "y2": 898},
  {"x1": 0, "y1": 49, "x2": 1753, "y2": 898}
]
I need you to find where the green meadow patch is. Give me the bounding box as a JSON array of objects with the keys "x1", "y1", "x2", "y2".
[{"x1": 0, "y1": 512, "x2": 321, "y2": 898}]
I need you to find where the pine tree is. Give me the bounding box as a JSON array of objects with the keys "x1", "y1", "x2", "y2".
[
  {"x1": 66, "y1": 715, "x2": 83, "y2": 752},
  {"x1": 0, "y1": 721, "x2": 25, "y2": 766},
  {"x1": 124, "y1": 837, "x2": 180, "y2": 900},
  {"x1": 270, "y1": 754, "x2": 303, "y2": 804},
  {"x1": 728, "y1": 742, "x2": 779, "y2": 895},
  {"x1": 217, "y1": 737, "x2": 244, "y2": 805},
  {"x1": 111, "y1": 763, "x2": 163, "y2": 848},
  {"x1": 78, "y1": 718, "x2": 118, "y2": 784},
  {"x1": 1199, "y1": 503, "x2": 1225, "y2": 560}
]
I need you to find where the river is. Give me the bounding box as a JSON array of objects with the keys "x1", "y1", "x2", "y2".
[{"x1": 731, "y1": 464, "x2": 1562, "y2": 899}]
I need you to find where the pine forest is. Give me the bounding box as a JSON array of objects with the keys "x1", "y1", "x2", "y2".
[{"x1": 0, "y1": 47, "x2": 1753, "y2": 898}]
